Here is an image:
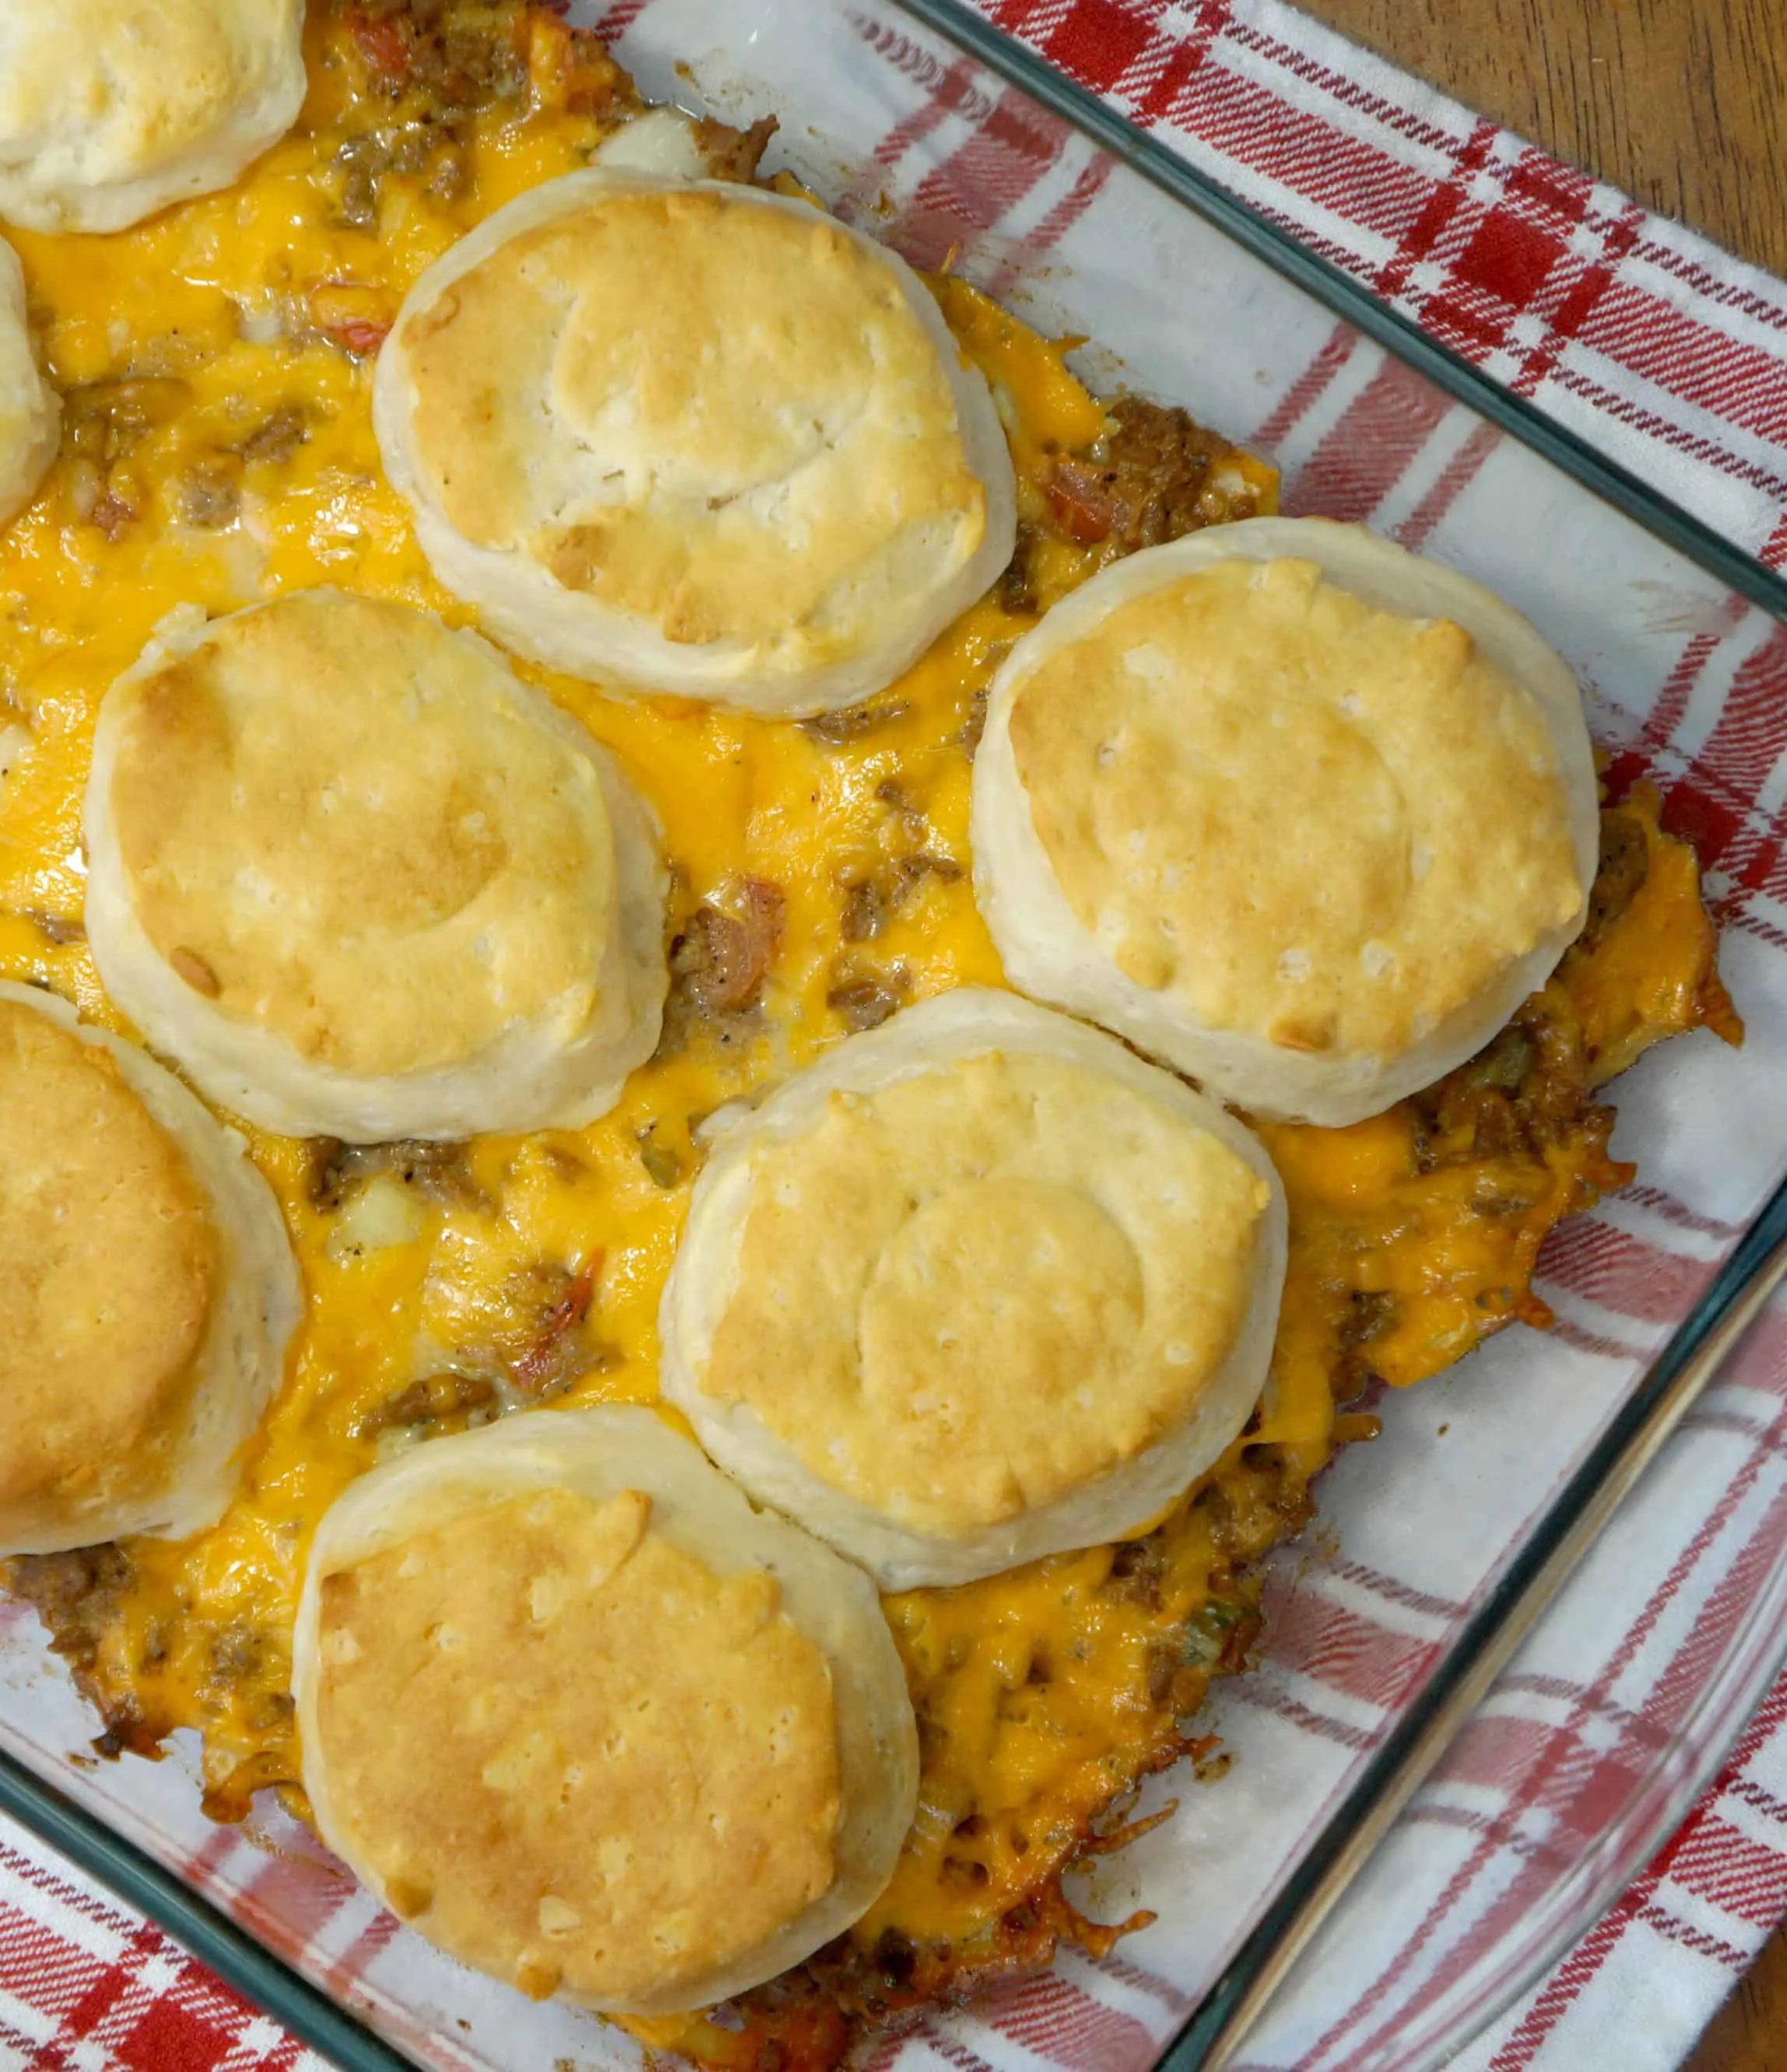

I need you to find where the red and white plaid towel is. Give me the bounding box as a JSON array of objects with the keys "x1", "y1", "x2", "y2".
[{"x1": 5, "y1": 2, "x2": 1787, "y2": 2068}]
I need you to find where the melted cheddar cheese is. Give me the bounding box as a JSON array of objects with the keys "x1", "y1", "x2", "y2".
[{"x1": 0, "y1": 9, "x2": 1737, "y2": 2070}]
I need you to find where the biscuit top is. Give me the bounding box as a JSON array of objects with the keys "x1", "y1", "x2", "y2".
[
  {"x1": 396, "y1": 183, "x2": 990, "y2": 661},
  {"x1": 0, "y1": 0, "x2": 304, "y2": 233},
  {"x1": 100, "y1": 593, "x2": 619, "y2": 1080},
  {"x1": 703, "y1": 1047, "x2": 1270, "y2": 1538},
  {"x1": 0, "y1": 241, "x2": 55, "y2": 520},
  {"x1": 311, "y1": 1484, "x2": 841, "y2": 2007},
  {"x1": 0, "y1": 996, "x2": 216, "y2": 1510},
  {"x1": 1008, "y1": 556, "x2": 1585, "y2": 1063}
]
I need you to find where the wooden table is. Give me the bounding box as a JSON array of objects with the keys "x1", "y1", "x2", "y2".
[
  {"x1": 1300, "y1": 0, "x2": 1787, "y2": 277},
  {"x1": 1290, "y1": 5, "x2": 1787, "y2": 2063}
]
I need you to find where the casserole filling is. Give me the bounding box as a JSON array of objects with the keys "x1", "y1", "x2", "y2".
[{"x1": 0, "y1": 5, "x2": 1740, "y2": 2067}]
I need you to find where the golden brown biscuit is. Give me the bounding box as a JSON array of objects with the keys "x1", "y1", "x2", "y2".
[
  {"x1": 971, "y1": 519, "x2": 1598, "y2": 1125},
  {"x1": 0, "y1": 241, "x2": 57, "y2": 526},
  {"x1": 0, "y1": 0, "x2": 306, "y2": 234},
  {"x1": 660, "y1": 989, "x2": 1286, "y2": 1589},
  {"x1": 0, "y1": 982, "x2": 299, "y2": 1551},
  {"x1": 373, "y1": 171, "x2": 1016, "y2": 715},
  {"x1": 83, "y1": 592, "x2": 667, "y2": 1140},
  {"x1": 292, "y1": 1408, "x2": 917, "y2": 2013}
]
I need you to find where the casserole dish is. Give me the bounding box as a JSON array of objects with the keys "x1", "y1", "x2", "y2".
[{"x1": 2, "y1": 3, "x2": 1785, "y2": 2069}]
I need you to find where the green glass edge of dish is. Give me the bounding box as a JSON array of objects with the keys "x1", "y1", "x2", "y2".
[
  {"x1": 3, "y1": 6, "x2": 1787, "y2": 2071},
  {"x1": 0, "y1": 1754, "x2": 414, "y2": 2070}
]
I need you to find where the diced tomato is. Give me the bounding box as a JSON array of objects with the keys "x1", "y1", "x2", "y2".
[
  {"x1": 348, "y1": 12, "x2": 410, "y2": 82},
  {"x1": 512, "y1": 1255, "x2": 603, "y2": 1392},
  {"x1": 1043, "y1": 458, "x2": 1117, "y2": 543},
  {"x1": 308, "y1": 282, "x2": 397, "y2": 357}
]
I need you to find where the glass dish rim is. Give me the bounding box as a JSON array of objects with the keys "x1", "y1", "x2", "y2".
[{"x1": 4, "y1": 5, "x2": 1787, "y2": 2069}]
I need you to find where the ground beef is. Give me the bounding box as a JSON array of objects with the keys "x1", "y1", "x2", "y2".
[
  {"x1": 838, "y1": 877, "x2": 890, "y2": 945},
  {"x1": 1410, "y1": 988, "x2": 1606, "y2": 1171},
  {"x1": 1043, "y1": 394, "x2": 1264, "y2": 550},
  {"x1": 839, "y1": 854, "x2": 962, "y2": 942},
  {"x1": 61, "y1": 376, "x2": 191, "y2": 536},
  {"x1": 5, "y1": 1546, "x2": 134, "y2": 1673},
  {"x1": 997, "y1": 522, "x2": 1044, "y2": 614},
  {"x1": 666, "y1": 880, "x2": 785, "y2": 1019},
  {"x1": 355, "y1": 1370, "x2": 499, "y2": 1436},
  {"x1": 64, "y1": 378, "x2": 189, "y2": 462},
  {"x1": 349, "y1": 0, "x2": 527, "y2": 105},
  {"x1": 4, "y1": 1547, "x2": 157, "y2": 1757},
  {"x1": 1575, "y1": 805, "x2": 1652, "y2": 955},
  {"x1": 335, "y1": 0, "x2": 628, "y2": 223},
  {"x1": 694, "y1": 114, "x2": 780, "y2": 182},
  {"x1": 305, "y1": 1136, "x2": 484, "y2": 1211},
  {"x1": 237, "y1": 404, "x2": 308, "y2": 467},
  {"x1": 1335, "y1": 1287, "x2": 1400, "y2": 1398},
  {"x1": 798, "y1": 697, "x2": 911, "y2": 747},
  {"x1": 826, "y1": 957, "x2": 910, "y2": 1031},
  {"x1": 332, "y1": 120, "x2": 468, "y2": 226}
]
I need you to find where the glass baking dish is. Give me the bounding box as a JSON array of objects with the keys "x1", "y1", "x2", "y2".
[{"x1": 4, "y1": 2, "x2": 1787, "y2": 2068}]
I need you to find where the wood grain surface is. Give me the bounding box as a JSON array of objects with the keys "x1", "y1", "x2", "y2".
[
  {"x1": 1301, "y1": 0, "x2": 1787, "y2": 278},
  {"x1": 1288, "y1": 3, "x2": 1787, "y2": 2063}
]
